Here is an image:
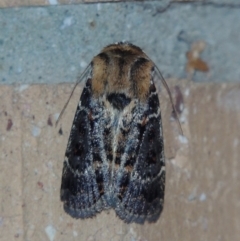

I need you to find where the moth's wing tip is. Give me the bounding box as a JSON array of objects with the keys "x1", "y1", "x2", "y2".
[
  {"x1": 61, "y1": 192, "x2": 111, "y2": 219},
  {"x1": 114, "y1": 201, "x2": 163, "y2": 224},
  {"x1": 62, "y1": 202, "x2": 100, "y2": 219}
]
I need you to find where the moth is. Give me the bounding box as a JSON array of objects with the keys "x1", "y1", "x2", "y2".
[{"x1": 60, "y1": 42, "x2": 166, "y2": 224}]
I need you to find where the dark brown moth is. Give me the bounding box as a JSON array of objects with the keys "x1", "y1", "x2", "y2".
[{"x1": 60, "y1": 42, "x2": 165, "y2": 223}]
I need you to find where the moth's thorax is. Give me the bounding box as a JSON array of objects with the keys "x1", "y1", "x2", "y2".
[{"x1": 91, "y1": 43, "x2": 154, "y2": 101}]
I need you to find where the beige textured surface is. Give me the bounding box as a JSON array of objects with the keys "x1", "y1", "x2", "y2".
[{"x1": 0, "y1": 80, "x2": 240, "y2": 240}]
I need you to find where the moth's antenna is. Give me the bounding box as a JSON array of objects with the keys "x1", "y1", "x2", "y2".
[
  {"x1": 155, "y1": 65, "x2": 183, "y2": 135},
  {"x1": 55, "y1": 63, "x2": 91, "y2": 127}
]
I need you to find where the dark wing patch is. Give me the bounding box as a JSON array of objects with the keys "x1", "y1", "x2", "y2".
[{"x1": 107, "y1": 93, "x2": 131, "y2": 110}]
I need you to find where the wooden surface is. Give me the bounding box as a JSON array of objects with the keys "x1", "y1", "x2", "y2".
[{"x1": 0, "y1": 80, "x2": 239, "y2": 240}]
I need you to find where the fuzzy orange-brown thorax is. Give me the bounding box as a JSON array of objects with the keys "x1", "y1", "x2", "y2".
[{"x1": 91, "y1": 43, "x2": 154, "y2": 101}]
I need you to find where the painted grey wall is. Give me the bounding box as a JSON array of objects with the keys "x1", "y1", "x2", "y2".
[{"x1": 0, "y1": 2, "x2": 239, "y2": 84}]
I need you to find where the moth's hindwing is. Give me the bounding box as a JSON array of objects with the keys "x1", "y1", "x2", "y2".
[{"x1": 60, "y1": 42, "x2": 165, "y2": 223}]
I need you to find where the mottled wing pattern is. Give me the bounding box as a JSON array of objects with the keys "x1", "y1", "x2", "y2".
[
  {"x1": 60, "y1": 77, "x2": 112, "y2": 218},
  {"x1": 113, "y1": 79, "x2": 165, "y2": 224}
]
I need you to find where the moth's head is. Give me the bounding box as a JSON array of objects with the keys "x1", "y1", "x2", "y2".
[{"x1": 101, "y1": 42, "x2": 146, "y2": 57}]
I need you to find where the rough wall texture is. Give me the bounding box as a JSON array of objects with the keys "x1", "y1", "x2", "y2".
[
  {"x1": 0, "y1": 0, "x2": 220, "y2": 8},
  {"x1": 0, "y1": 80, "x2": 240, "y2": 241},
  {"x1": 1, "y1": 2, "x2": 240, "y2": 84}
]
